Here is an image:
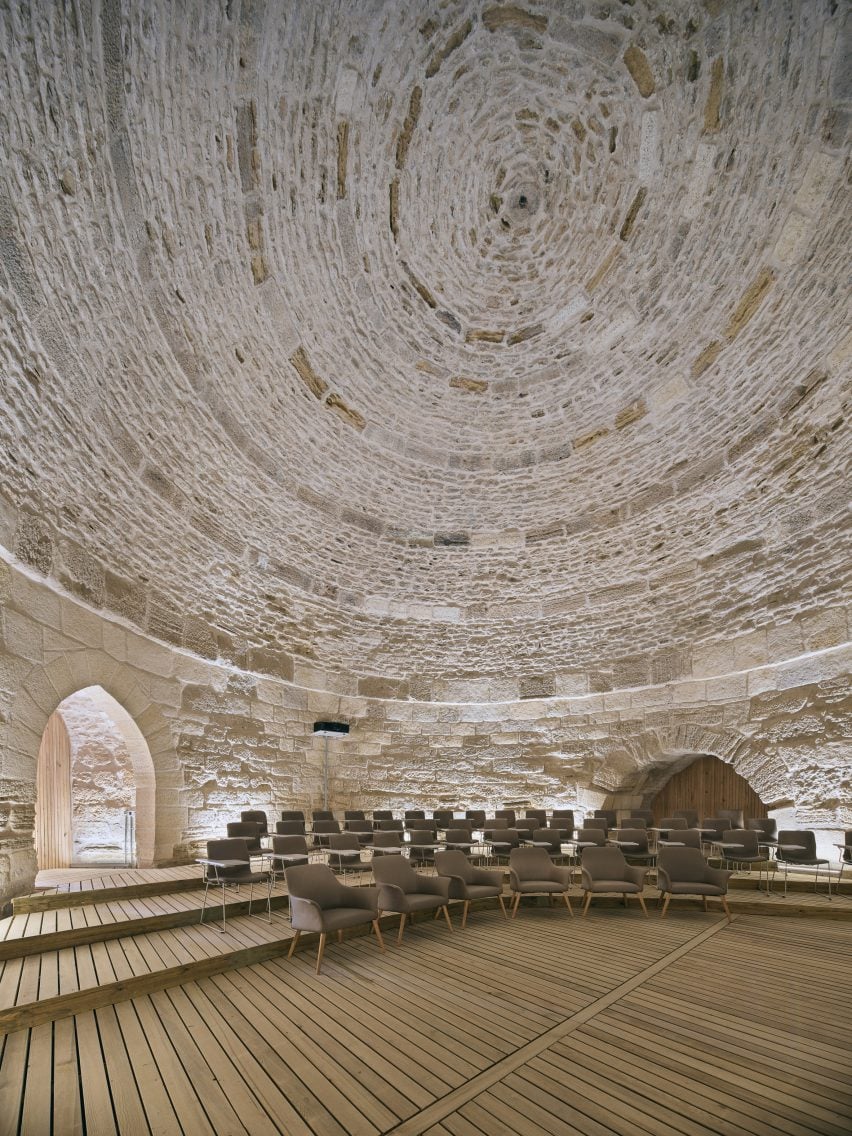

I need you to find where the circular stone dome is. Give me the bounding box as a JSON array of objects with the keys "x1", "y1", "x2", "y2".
[{"x1": 0, "y1": 0, "x2": 848, "y2": 694}]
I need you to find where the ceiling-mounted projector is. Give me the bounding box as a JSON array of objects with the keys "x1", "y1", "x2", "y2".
[{"x1": 313, "y1": 721, "x2": 350, "y2": 737}]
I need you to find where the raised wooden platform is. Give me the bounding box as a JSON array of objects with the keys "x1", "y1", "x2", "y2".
[{"x1": 1, "y1": 904, "x2": 848, "y2": 1135}]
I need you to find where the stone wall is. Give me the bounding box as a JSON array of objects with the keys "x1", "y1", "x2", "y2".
[{"x1": 1, "y1": 551, "x2": 848, "y2": 904}]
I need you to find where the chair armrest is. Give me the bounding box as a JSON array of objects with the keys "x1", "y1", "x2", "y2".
[
  {"x1": 418, "y1": 876, "x2": 450, "y2": 899},
  {"x1": 581, "y1": 867, "x2": 593, "y2": 890},
  {"x1": 376, "y1": 882, "x2": 407, "y2": 909},
  {"x1": 705, "y1": 867, "x2": 732, "y2": 887},
  {"x1": 656, "y1": 867, "x2": 671, "y2": 891},
  {"x1": 288, "y1": 895, "x2": 325, "y2": 932},
  {"x1": 471, "y1": 867, "x2": 504, "y2": 887},
  {"x1": 348, "y1": 885, "x2": 380, "y2": 914},
  {"x1": 625, "y1": 865, "x2": 646, "y2": 887},
  {"x1": 550, "y1": 867, "x2": 573, "y2": 888},
  {"x1": 509, "y1": 869, "x2": 521, "y2": 890}
]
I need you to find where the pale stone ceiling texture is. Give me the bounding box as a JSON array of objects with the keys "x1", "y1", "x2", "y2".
[{"x1": 0, "y1": 0, "x2": 849, "y2": 694}]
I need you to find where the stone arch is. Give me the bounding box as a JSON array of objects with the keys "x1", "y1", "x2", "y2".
[{"x1": 7, "y1": 646, "x2": 185, "y2": 891}]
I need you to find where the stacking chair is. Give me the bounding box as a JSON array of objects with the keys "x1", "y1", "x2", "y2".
[
  {"x1": 376, "y1": 818, "x2": 405, "y2": 833},
  {"x1": 281, "y1": 810, "x2": 306, "y2": 822},
  {"x1": 432, "y1": 809, "x2": 455, "y2": 829},
  {"x1": 495, "y1": 809, "x2": 516, "y2": 826},
  {"x1": 344, "y1": 809, "x2": 366, "y2": 822},
  {"x1": 837, "y1": 832, "x2": 852, "y2": 891},
  {"x1": 405, "y1": 816, "x2": 437, "y2": 833},
  {"x1": 199, "y1": 838, "x2": 271, "y2": 930},
  {"x1": 583, "y1": 818, "x2": 608, "y2": 837},
  {"x1": 345, "y1": 819, "x2": 374, "y2": 845},
  {"x1": 267, "y1": 834, "x2": 310, "y2": 886},
  {"x1": 619, "y1": 816, "x2": 647, "y2": 829},
  {"x1": 659, "y1": 816, "x2": 688, "y2": 832},
  {"x1": 372, "y1": 809, "x2": 395, "y2": 826},
  {"x1": 226, "y1": 821, "x2": 264, "y2": 857},
  {"x1": 407, "y1": 828, "x2": 439, "y2": 869},
  {"x1": 594, "y1": 809, "x2": 618, "y2": 828},
  {"x1": 629, "y1": 809, "x2": 654, "y2": 824},
  {"x1": 673, "y1": 809, "x2": 699, "y2": 827},
  {"x1": 404, "y1": 809, "x2": 426, "y2": 820},
  {"x1": 747, "y1": 818, "x2": 777, "y2": 844},
  {"x1": 612, "y1": 827, "x2": 655, "y2": 868},
  {"x1": 525, "y1": 809, "x2": 548, "y2": 828},
  {"x1": 445, "y1": 827, "x2": 478, "y2": 855},
  {"x1": 718, "y1": 828, "x2": 771, "y2": 890},
  {"x1": 466, "y1": 809, "x2": 486, "y2": 829},
  {"x1": 580, "y1": 846, "x2": 648, "y2": 917},
  {"x1": 312, "y1": 809, "x2": 335, "y2": 822},
  {"x1": 485, "y1": 816, "x2": 509, "y2": 828},
  {"x1": 776, "y1": 831, "x2": 832, "y2": 897},
  {"x1": 513, "y1": 818, "x2": 535, "y2": 841},
  {"x1": 435, "y1": 850, "x2": 507, "y2": 926},
  {"x1": 327, "y1": 833, "x2": 368, "y2": 882},
  {"x1": 656, "y1": 847, "x2": 732, "y2": 921},
  {"x1": 575, "y1": 827, "x2": 607, "y2": 846},
  {"x1": 276, "y1": 819, "x2": 307, "y2": 836},
  {"x1": 371, "y1": 856, "x2": 453, "y2": 943},
  {"x1": 241, "y1": 810, "x2": 269, "y2": 835},
  {"x1": 484, "y1": 826, "x2": 519, "y2": 865},
  {"x1": 530, "y1": 828, "x2": 569, "y2": 864},
  {"x1": 657, "y1": 827, "x2": 702, "y2": 850},
  {"x1": 284, "y1": 863, "x2": 384, "y2": 974},
  {"x1": 508, "y1": 847, "x2": 573, "y2": 918},
  {"x1": 717, "y1": 808, "x2": 745, "y2": 829},
  {"x1": 551, "y1": 809, "x2": 575, "y2": 835},
  {"x1": 371, "y1": 830, "x2": 404, "y2": 857},
  {"x1": 312, "y1": 819, "x2": 341, "y2": 848}
]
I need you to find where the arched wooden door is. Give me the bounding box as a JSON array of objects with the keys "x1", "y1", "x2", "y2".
[
  {"x1": 651, "y1": 754, "x2": 767, "y2": 823},
  {"x1": 34, "y1": 709, "x2": 73, "y2": 869}
]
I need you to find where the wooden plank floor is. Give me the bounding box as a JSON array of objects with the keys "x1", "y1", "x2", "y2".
[{"x1": 1, "y1": 905, "x2": 849, "y2": 1135}]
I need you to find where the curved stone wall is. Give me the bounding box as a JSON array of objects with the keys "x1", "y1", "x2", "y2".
[{"x1": 0, "y1": 2, "x2": 849, "y2": 901}]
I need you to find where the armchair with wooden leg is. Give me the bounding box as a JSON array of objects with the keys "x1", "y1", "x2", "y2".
[
  {"x1": 580, "y1": 846, "x2": 648, "y2": 917},
  {"x1": 434, "y1": 849, "x2": 507, "y2": 927},
  {"x1": 371, "y1": 855, "x2": 453, "y2": 943},
  {"x1": 508, "y1": 847, "x2": 573, "y2": 918},
  {"x1": 283, "y1": 863, "x2": 384, "y2": 974},
  {"x1": 656, "y1": 846, "x2": 732, "y2": 921}
]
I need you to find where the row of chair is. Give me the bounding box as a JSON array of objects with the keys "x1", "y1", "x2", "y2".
[{"x1": 200, "y1": 838, "x2": 736, "y2": 973}]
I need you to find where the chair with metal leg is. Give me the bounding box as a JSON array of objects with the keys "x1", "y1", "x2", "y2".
[
  {"x1": 776, "y1": 831, "x2": 832, "y2": 898},
  {"x1": 198, "y1": 838, "x2": 271, "y2": 931}
]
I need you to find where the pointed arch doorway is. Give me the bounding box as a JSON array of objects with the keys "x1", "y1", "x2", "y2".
[
  {"x1": 650, "y1": 753, "x2": 768, "y2": 823},
  {"x1": 34, "y1": 686, "x2": 156, "y2": 869}
]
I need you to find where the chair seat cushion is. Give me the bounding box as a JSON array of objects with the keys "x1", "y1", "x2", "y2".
[
  {"x1": 514, "y1": 879, "x2": 566, "y2": 894},
  {"x1": 586, "y1": 879, "x2": 641, "y2": 893},
  {"x1": 320, "y1": 906, "x2": 378, "y2": 932},
  {"x1": 466, "y1": 884, "x2": 502, "y2": 900},
  {"x1": 668, "y1": 881, "x2": 725, "y2": 896}
]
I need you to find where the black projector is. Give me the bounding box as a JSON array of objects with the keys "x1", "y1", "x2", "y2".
[{"x1": 313, "y1": 721, "x2": 350, "y2": 737}]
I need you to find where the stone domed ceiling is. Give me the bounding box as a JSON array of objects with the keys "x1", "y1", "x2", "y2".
[{"x1": 0, "y1": 0, "x2": 849, "y2": 692}]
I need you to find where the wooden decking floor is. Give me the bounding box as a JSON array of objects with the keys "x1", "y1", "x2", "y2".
[{"x1": 1, "y1": 906, "x2": 848, "y2": 1135}]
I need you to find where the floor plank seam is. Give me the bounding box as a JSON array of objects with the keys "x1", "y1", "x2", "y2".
[{"x1": 384, "y1": 914, "x2": 735, "y2": 1136}]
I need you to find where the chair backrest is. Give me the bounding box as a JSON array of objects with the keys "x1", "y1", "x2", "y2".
[
  {"x1": 594, "y1": 809, "x2": 618, "y2": 827},
  {"x1": 271, "y1": 834, "x2": 308, "y2": 855},
  {"x1": 723, "y1": 828, "x2": 758, "y2": 854},
  {"x1": 620, "y1": 816, "x2": 647, "y2": 829},
  {"x1": 446, "y1": 827, "x2": 474, "y2": 844},
  {"x1": 525, "y1": 809, "x2": 548, "y2": 826},
  {"x1": 509, "y1": 846, "x2": 556, "y2": 880},
  {"x1": 582, "y1": 821, "x2": 608, "y2": 837},
  {"x1": 581, "y1": 845, "x2": 628, "y2": 878},
  {"x1": 408, "y1": 829, "x2": 436, "y2": 846},
  {"x1": 617, "y1": 828, "x2": 649, "y2": 853},
  {"x1": 344, "y1": 809, "x2": 365, "y2": 821},
  {"x1": 372, "y1": 810, "x2": 394, "y2": 821},
  {"x1": 226, "y1": 822, "x2": 261, "y2": 849},
  {"x1": 576, "y1": 828, "x2": 607, "y2": 846},
  {"x1": 844, "y1": 831, "x2": 852, "y2": 862},
  {"x1": 405, "y1": 816, "x2": 437, "y2": 832},
  {"x1": 513, "y1": 819, "x2": 534, "y2": 837},
  {"x1": 435, "y1": 849, "x2": 474, "y2": 882},
  {"x1": 284, "y1": 863, "x2": 342, "y2": 907},
  {"x1": 206, "y1": 838, "x2": 250, "y2": 877},
  {"x1": 432, "y1": 810, "x2": 455, "y2": 827},
  {"x1": 466, "y1": 810, "x2": 486, "y2": 827},
  {"x1": 281, "y1": 810, "x2": 305, "y2": 822},
  {"x1": 241, "y1": 810, "x2": 268, "y2": 833},
  {"x1": 276, "y1": 819, "x2": 306, "y2": 836},
  {"x1": 371, "y1": 855, "x2": 417, "y2": 889},
  {"x1": 629, "y1": 809, "x2": 654, "y2": 822},
  {"x1": 404, "y1": 809, "x2": 425, "y2": 820},
  {"x1": 660, "y1": 816, "x2": 688, "y2": 830},
  {"x1": 346, "y1": 819, "x2": 373, "y2": 834},
  {"x1": 312, "y1": 810, "x2": 334, "y2": 821},
  {"x1": 673, "y1": 809, "x2": 699, "y2": 827},
  {"x1": 747, "y1": 818, "x2": 777, "y2": 839},
  {"x1": 484, "y1": 827, "x2": 519, "y2": 846},
  {"x1": 670, "y1": 828, "x2": 702, "y2": 849},
  {"x1": 717, "y1": 808, "x2": 745, "y2": 828},
  {"x1": 495, "y1": 809, "x2": 516, "y2": 825},
  {"x1": 485, "y1": 816, "x2": 509, "y2": 829},
  {"x1": 377, "y1": 818, "x2": 404, "y2": 831},
  {"x1": 329, "y1": 832, "x2": 361, "y2": 852},
  {"x1": 657, "y1": 846, "x2": 711, "y2": 884},
  {"x1": 312, "y1": 819, "x2": 341, "y2": 835},
  {"x1": 778, "y1": 830, "x2": 817, "y2": 860},
  {"x1": 532, "y1": 828, "x2": 562, "y2": 853},
  {"x1": 702, "y1": 818, "x2": 727, "y2": 839},
  {"x1": 551, "y1": 809, "x2": 575, "y2": 825},
  {"x1": 372, "y1": 830, "x2": 402, "y2": 849}
]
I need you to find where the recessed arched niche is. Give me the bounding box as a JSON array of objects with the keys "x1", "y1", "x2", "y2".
[{"x1": 649, "y1": 754, "x2": 769, "y2": 825}]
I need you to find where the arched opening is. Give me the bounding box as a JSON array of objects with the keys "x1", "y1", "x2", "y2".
[
  {"x1": 34, "y1": 686, "x2": 156, "y2": 869},
  {"x1": 650, "y1": 753, "x2": 768, "y2": 823}
]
